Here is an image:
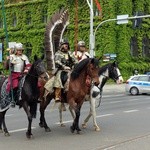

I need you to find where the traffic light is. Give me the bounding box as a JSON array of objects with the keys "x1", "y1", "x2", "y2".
[{"x1": 133, "y1": 11, "x2": 143, "y2": 28}]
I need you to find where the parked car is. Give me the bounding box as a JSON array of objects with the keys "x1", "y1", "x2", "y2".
[{"x1": 125, "y1": 75, "x2": 150, "y2": 95}]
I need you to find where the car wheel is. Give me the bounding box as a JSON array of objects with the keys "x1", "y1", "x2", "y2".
[{"x1": 130, "y1": 87, "x2": 139, "y2": 95}]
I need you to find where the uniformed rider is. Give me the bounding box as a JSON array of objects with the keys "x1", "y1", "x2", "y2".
[
  {"x1": 73, "y1": 40, "x2": 91, "y2": 62},
  {"x1": 6, "y1": 43, "x2": 31, "y2": 107},
  {"x1": 53, "y1": 39, "x2": 77, "y2": 103}
]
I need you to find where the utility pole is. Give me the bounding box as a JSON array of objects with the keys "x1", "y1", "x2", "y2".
[
  {"x1": 86, "y1": 0, "x2": 94, "y2": 58},
  {"x1": 1, "y1": 0, "x2": 9, "y2": 47}
]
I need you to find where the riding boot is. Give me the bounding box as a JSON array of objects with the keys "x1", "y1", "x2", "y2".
[
  {"x1": 55, "y1": 88, "x2": 61, "y2": 103},
  {"x1": 9, "y1": 89, "x2": 16, "y2": 108}
]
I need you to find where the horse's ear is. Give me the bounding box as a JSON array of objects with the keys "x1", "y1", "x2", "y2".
[
  {"x1": 34, "y1": 55, "x2": 38, "y2": 61},
  {"x1": 41, "y1": 54, "x2": 45, "y2": 60},
  {"x1": 113, "y1": 61, "x2": 117, "y2": 67}
]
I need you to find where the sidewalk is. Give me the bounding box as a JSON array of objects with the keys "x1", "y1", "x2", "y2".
[{"x1": 102, "y1": 83, "x2": 125, "y2": 94}]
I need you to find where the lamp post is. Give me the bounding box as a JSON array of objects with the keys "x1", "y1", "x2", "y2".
[
  {"x1": 1, "y1": 0, "x2": 9, "y2": 47},
  {"x1": 86, "y1": 0, "x2": 94, "y2": 58}
]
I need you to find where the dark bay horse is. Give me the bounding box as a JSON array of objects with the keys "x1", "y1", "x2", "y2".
[
  {"x1": 82, "y1": 61, "x2": 123, "y2": 131},
  {"x1": 67, "y1": 58, "x2": 100, "y2": 133},
  {"x1": 39, "y1": 58, "x2": 100, "y2": 133},
  {"x1": 0, "y1": 55, "x2": 48, "y2": 138}
]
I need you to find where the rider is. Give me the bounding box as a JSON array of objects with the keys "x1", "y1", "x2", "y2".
[
  {"x1": 53, "y1": 39, "x2": 77, "y2": 103},
  {"x1": 73, "y1": 40, "x2": 91, "y2": 62},
  {"x1": 6, "y1": 43, "x2": 31, "y2": 107}
]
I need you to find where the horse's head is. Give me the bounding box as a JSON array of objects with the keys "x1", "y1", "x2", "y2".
[
  {"x1": 88, "y1": 58, "x2": 100, "y2": 85},
  {"x1": 109, "y1": 61, "x2": 124, "y2": 84},
  {"x1": 32, "y1": 55, "x2": 49, "y2": 80}
]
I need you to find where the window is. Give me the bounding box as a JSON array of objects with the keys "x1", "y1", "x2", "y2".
[
  {"x1": 130, "y1": 36, "x2": 139, "y2": 57},
  {"x1": 41, "y1": 9, "x2": 47, "y2": 23},
  {"x1": 138, "y1": 76, "x2": 149, "y2": 82},
  {"x1": 12, "y1": 13, "x2": 17, "y2": 27},
  {"x1": 142, "y1": 36, "x2": 150, "y2": 57},
  {"x1": 26, "y1": 11, "x2": 31, "y2": 25}
]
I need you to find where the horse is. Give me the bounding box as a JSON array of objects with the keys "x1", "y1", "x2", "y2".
[
  {"x1": 0, "y1": 55, "x2": 48, "y2": 138},
  {"x1": 39, "y1": 58, "x2": 100, "y2": 133},
  {"x1": 58, "y1": 61, "x2": 123, "y2": 131},
  {"x1": 82, "y1": 61, "x2": 123, "y2": 131},
  {"x1": 67, "y1": 58, "x2": 100, "y2": 133}
]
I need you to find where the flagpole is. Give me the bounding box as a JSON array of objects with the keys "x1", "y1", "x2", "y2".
[{"x1": 1, "y1": 0, "x2": 15, "y2": 106}]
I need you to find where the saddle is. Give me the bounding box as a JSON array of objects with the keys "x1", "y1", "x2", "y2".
[{"x1": 0, "y1": 76, "x2": 25, "y2": 110}]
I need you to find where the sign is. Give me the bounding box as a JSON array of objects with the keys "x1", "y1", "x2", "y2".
[
  {"x1": 0, "y1": 43, "x2": 2, "y2": 62},
  {"x1": 103, "y1": 53, "x2": 117, "y2": 62},
  {"x1": 117, "y1": 14, "x2": 129, "y2": 24}
]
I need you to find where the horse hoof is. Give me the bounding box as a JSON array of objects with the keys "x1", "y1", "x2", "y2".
[
  {"x1": 70, "y1": 126, "x2": 75, "y2": 133},
  {"x1": 26, "y1": 132, "x2": 33, "y2": 139},
  {"x1": 94, "y1": 125, "x2": 100, "y2": 131},
  {"x1": 95, "y1": 127, "x2": 100, "y2": 131},
  {"x1": 39, "y1": 122, "x2": 44, "y2": 128},
  {"x1": 45, "y1": 127, "x2": 51, "y2": 132},
  {"x1": 60, "y1": 124, "x2": 65, "y2": 127},
  {"x1": 82, "y1": 123, "x2": 87, "y2": 129},
  {"x1": 4, "y1": 132, "x2": 10, "y2": 136}
]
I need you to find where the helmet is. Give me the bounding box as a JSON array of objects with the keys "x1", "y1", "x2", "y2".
[
  {"x1": 60, "y1": 39, "x2": 69, "y2": 46},
  {"x1": 78, "y1": 41, "x2": 85, "y2": 47},
  {"x1": 15, "y1": 43, "x2": 24, "y2": 50},
  {"x1": 60, "y1": 39, "x2": 70, "y2": 51}
]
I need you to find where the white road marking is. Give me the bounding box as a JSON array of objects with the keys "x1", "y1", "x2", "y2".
[
  {"x1": 96, "y1": 114, "x2": 114, "y2": 118},
  {"x1": 55, "y1": 120, "x2": 73, "y2": 125},
  {"x1": 123, "y1": 110, "x2": 139, "y2": 113},
  {"x1": 109, "y1": 101, "x2": 122, "y2": 104},
  {"x1": 9, "y1": 127, "x2": 36, "y2": 133},
  {"x1": 6, "y1": 114, "x2": 13, "y2": 117},
  {"x1": 129, "y1": 99, "x2": 139, "y2": 102}
]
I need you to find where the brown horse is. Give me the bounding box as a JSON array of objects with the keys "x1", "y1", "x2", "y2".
[
  {"x1": 39, "y1": 58, "x2": 100, "y2": 133},
  {"x1": 67, "y1": 58, "x2": 100, "y2": 133}
]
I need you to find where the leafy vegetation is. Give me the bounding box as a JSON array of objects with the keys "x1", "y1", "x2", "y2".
[{"x1": 0, "y1": 0, "x2": 150, "y2": 79}]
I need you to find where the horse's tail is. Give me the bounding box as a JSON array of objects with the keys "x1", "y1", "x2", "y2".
[{"x1": 30, "y1": 102, "x2": 38, "y2": 118}]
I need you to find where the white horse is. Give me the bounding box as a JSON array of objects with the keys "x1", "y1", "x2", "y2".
[{"x1": 59, "y1": 61, "x2": 123, "y2": 131}]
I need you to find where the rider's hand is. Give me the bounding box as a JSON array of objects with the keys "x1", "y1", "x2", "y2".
[
  {"x1": 23, "y1": 69, "x2": 28, "y2": 74},
  {"x1": 64, "y1": 66, "x2": 71, "y2": 70}
]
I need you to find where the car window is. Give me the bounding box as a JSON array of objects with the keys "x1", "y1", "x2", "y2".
[
  {"x1": 131, "y1": 76, "x2": 139, "y2": 81},
  {"x1": 138, "y1": 76, "x2": 149, "y2": 82}
]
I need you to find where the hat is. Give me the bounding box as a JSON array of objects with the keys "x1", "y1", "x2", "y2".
[
  {"x1": 78, "y1": 41, "x2": 85, "y2": 47},
  {"x1": 15, "y1": 43, "x2": 24, "y2": 50}
]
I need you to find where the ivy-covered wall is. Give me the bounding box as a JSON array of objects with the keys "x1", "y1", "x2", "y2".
[{"x1": 0, "y1": 0, "x2": 150, "y2": 79}]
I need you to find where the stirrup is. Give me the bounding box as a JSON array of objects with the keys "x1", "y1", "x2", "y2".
[{"x1": 11, "y1": 101, "x2": 16, "y2": 108}]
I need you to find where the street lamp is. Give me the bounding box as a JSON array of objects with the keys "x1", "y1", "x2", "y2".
[{"x1": 86, "y1": 0, "x2": 95, "y2": 58}]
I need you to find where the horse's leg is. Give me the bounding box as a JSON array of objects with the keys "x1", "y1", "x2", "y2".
[
  {"x1": 82, "y1": 107, "x2": 92, "y2": 129},
  {"x1": 39, "y1": 96, "x2": 51, "y2": 132},
  {"x1": 82, "y1": 97, "x2": 100, "y2": 131},
  {"x1": 69, "y1": 106, "x2": 75, "y2": 119},
  {"x1": 22, "y1": 101, "x2": 33, "y2": 138},
  {"x1": 70, "y1": 105, "x2": 81, "y2": 134},
  {"x1": 58, "y1": 103, "x2": 65, "y2": 127},
  {"x1": 2, "y1": 110, "x2": 10, "y2": 136}
]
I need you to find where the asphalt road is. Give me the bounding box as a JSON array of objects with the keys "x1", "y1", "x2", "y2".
[{"x1": 0, "y1": 84, "x2": 150, "y2": 150}]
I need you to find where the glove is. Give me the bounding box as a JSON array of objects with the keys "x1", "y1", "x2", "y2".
[{"x1": 64, "y1": 66, "x2": 71, "y2": 70}]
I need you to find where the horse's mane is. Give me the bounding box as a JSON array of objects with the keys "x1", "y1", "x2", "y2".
[
  {"x1": 71, "y1": 58, "x2": 91, "y2": 80},
  {"x1": 98, "y1": 62, "x2": 118, "y2": 75},
  {"x1": 98, "y1": 63, "x2": 111, "y2": 75}
]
